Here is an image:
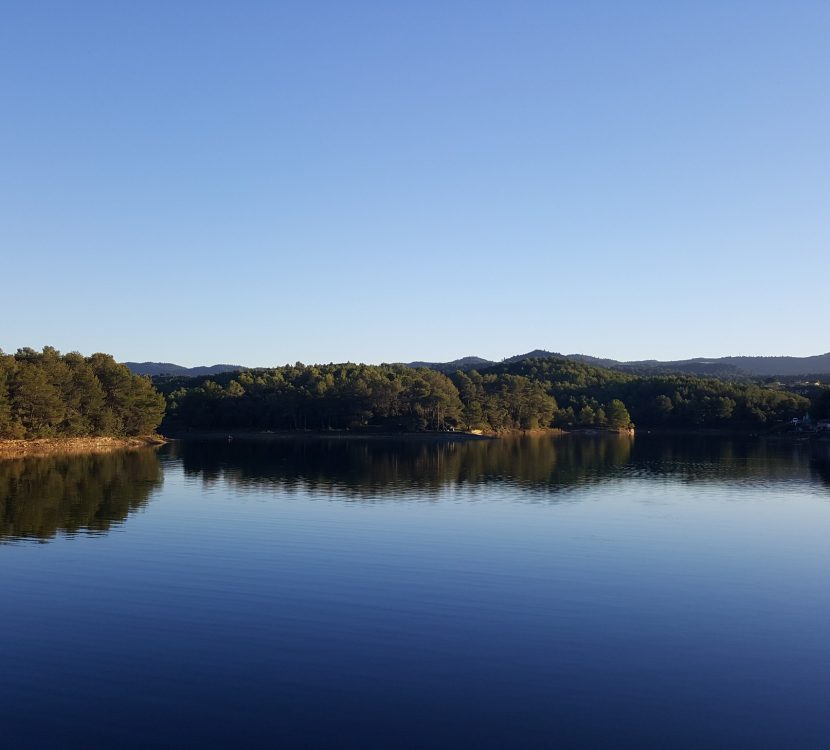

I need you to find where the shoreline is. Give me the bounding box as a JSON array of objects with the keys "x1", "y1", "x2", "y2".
[
  {"x1": 0, "y1": 435, "x2": 167, "y2": 460},
  {"x1": 163, "y1": 429, "x2": 497, "y2": 442},
  {"x1": 161, "y1": 427, "x2": 643, "y2": 441},
  {"x1": 4, "y1": 428, "x2": 822, "y2": 457},
  {"x1": 166, "y1": 427, "x2": 825, "y2": 442}
]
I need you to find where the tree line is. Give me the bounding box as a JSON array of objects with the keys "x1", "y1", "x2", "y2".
[
  {"x1": 1, "y1": 349, "x2": 815, "y2": 440},
  {"x1": 157, "y1": 356, "x2": 811, "y2": 434},
  {"x1": 488, "y1": 357, "x2": 811, "y2": 429},
  {"x1": 159, "y1": 364, "x2": 576, "y2": 433},
  {"x1": 0, "y1": 347, "x2": 165, "y2": 439}
]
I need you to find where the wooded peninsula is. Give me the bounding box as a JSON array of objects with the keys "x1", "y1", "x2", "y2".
[
  {"x1": 2, "y1": 347, "x2": 828, "y2": 445},
  {"x1": 0, "y1": 348, "x2": 165, "y2": 441}
]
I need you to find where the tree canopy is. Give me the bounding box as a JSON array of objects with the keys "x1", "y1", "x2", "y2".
[
  {"x1": 156, "y1": 356, "x2": 811, "y2": 434},
  {"x1": 2, "y1": 348, "x2": 810, "y2": 440},
  {"x1": 0, "y1": 348, "x2": 165, "y2": 439}
]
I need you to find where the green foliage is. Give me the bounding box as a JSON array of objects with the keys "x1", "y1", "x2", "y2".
[
  {"x1": 487, "y1": 357, "x2": 809, "y2": 430},
  {"x1": 0, "y1": 366, "x2": 20, "y2": 437},
  {"x1": 157, "y1": 355, "x2": 813, "y2": 434},
  {"x1": 606, "y1": 399, "x2": 632, "y2": 430},
  {"x1": 450, "y1": 371, "x2": 557, "y2": 431},
  {"x1": 3, "y1": 348, "x2": 812, "y2": 439},
  {"x1": 160, "y1": 364, "x2": 561, "y2": 434},
  {"x1": 161, "y1": 363, "x2": 466, "y2": 432},
  {"x1": 0, "y1": 348, "x2": 165, "y2": 439},
  {"x1": 577, "y1": 405, "x2": 596, "y2": 427}
]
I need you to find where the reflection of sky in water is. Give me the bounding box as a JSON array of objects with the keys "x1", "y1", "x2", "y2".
[{"x1": 1, "y1": 435, "x2": 829, "y2": 748}]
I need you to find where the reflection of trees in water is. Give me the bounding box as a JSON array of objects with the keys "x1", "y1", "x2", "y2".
[
  {"x1": 810, "y1": 441, "x2": 830, "y2": 487},
  {"x1": 812, "y1": 460, "x2": 830, "y2": 487},
  {"x1": 0, "y1": 450, "x2": 163, "y2": 541},
  {"x1": 627, "y1": 435, "x2": 816, "y2": 483},
  {"x1": 2, "y1": 438, "x2": 819, "y2": 540},
  {"x1": 170, "y1": 436, "x2": 634, "y2": 498},
  {"x1": 169, "y1": 435, "x2": 825, "y2": 498}
]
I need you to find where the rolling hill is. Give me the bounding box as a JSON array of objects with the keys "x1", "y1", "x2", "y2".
[
  {"x1": 407, "y1": 350, "x2": 830, "y2": 378},
  {"x1": 128, "y1": 350, "x2": 830, "y2": 380},
  {"x1": 125, "y1": 362, "x2": 243, "y2": 377}
]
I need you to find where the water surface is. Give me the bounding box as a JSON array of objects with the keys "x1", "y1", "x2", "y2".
[{"x1": 1, "y1": 435, "x2": 828, "y2": 748}]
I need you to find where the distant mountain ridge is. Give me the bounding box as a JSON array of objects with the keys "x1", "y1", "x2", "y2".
[
  {"x1": 406, "y1": 350, "x2": 830, "y2": 378},
  {"x1": 125, "y1": 362, "x2": 243, "y2": 377},
  {"x1": 404, "y1": 356, "x2": 493, "y2": 374},
  {"x1": 567, "y1": 353, "x2": 830, "y2": 377},
  {"x1": 128, "y1": 350, "x2": 830, "y2": 380}
]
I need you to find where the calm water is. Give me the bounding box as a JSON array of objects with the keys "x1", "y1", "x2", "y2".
[{"x1": 1, "y1": 435, "x2": 829, "y2": 749}]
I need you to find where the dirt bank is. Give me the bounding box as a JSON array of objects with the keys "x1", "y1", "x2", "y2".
[{"x1": 0, "y1": 435, "x2": 167, "y2": 460}]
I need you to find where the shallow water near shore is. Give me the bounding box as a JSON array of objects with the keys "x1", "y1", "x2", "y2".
[{"x1": 1, "y1": 434, "x2": 829, "y2": 749}]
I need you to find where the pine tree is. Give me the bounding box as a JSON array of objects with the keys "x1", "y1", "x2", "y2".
[
  {"x1": 606, "y1": 399, "x2": 632, "y2": 430},
  {"x1": 11, "y1": 363, "x2": 65, "y2": 436}
]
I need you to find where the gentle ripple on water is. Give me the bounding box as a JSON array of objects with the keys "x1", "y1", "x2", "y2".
[{"x1": 0, "y1": 434, "x2": 828, "y2": 749}]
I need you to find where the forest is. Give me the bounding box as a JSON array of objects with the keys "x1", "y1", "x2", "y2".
[
  {"x1": 0, "y1": 348, "x2": 165, "y2": 439},
  {"x1": 479, "y1": 357, "x2": 814, "y2": 430},
  {"x1": 1, "y1": 348, "x2": 821, "y2": 440},
  {"x1": 157, "y1": 356, "x2": 816, "y2": 434}
]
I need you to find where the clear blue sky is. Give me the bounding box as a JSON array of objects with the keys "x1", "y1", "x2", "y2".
[{"x1": 2, "y1": 1, "x2": 828, "y2": 366}]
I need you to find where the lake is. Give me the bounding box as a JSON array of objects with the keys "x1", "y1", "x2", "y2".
[{"x1": 1, "y1": 435, "x2": 829, "y2": 749}]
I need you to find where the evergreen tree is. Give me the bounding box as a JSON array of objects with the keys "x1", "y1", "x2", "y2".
[
  {"x1": 577, "y1": 405, "x2": 596, "y2": 427},
  {"x1": 0, "y1": 365, "x2": 16, "y2": 437},
  {"x1": 11, "y1": 363, "x2": 64, "y2": 436},
  {"x1": 0, "y1": 348, "x2": 165, "y2": 439},
  {"x1": 606, "y1": 399, "x2": 632, "y2": 430}
]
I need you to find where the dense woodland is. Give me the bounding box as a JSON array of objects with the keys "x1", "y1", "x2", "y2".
[
  {"x1": 0, "y1": 348, "x2": 165, "y2": 439},
  {"x1": 2, "y1": 348, "x2": 822, "y2": 440},
  {"x1": 158, "y1": 356, "x2": 817, "y2": 434},
  {"x1": 479, "y1": 358, "x2": 815, "y2": 429}
]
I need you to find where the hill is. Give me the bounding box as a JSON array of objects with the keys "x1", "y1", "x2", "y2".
[
  {"x1": 404, "y1": 356, "x2": 493, "y2": 373},
  {"x1": 409, "y1": 351, "x2": 830, "y2": 378},
  {"x1": 570, "y1": 354, "x2": 830, "y2": 378},
  {"x1": 709, "y1": 354, "x2": 830, "y2": 377},
  {"x1": 125, "y1": 362, "x2": 243, "y2": 377},
  {"x1": 127, "y1": 350, "x2": 830, "y2": 381}
]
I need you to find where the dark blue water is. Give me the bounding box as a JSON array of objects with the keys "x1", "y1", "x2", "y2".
[{"x1": 1, "y1": 435, "x2": 829, "y2": 749}]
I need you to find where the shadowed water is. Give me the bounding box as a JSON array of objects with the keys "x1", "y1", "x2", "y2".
[{"x1": 0, "y1": 435, "x2": 828, "y2": 749}]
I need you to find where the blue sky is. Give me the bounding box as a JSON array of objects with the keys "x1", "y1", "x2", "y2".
[{"x1": 1, "y1": 1, "x2": 828, "y2": 366}]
